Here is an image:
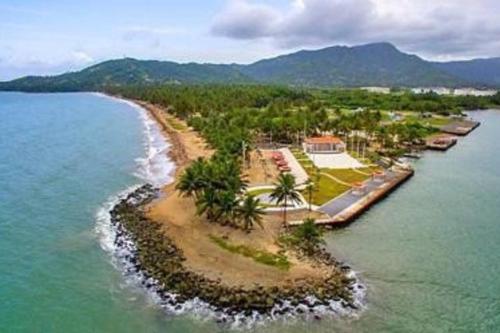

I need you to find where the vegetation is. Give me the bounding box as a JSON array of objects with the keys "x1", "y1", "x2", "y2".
[
  {"x1": 247, "y1": 188, "x2": 273, "y2": 197},
  {"x1": 105, "y1": 84, "x2": 496, "y2": 161},
  {"x1": 307, "y1": 175, "x2": 351, "y2": 206},
  {"x1": 323, "y1": 169, "x2": 371, "y2": 185},
  {"x1": 104, "y1": 83, "x2": 499, "y2": 225},
  {"x1": 209, "y1": 235, "x2": 290, "y2": 270},
  {"x1": 280, "y1": 218, "x2": 325, "y2": 255},
  {"x1": 304, "y1": 179, "x2": 315, "y2": 212},
  {"x1": 270, "y1": 174, "x2": 303, "y2": 228},
  {"x1": 238, "y1": 195, "x2": 265, "y2": 231}
]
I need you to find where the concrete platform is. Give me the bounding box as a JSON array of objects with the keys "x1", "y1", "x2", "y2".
[{"x1": 307, "y1": 152, "x2": 364, "y2": 169}]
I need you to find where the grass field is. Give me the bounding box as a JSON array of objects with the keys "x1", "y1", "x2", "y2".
[
  {"x1": 403, "y1": 114, "x2": 453, "y2": 127},
  {"x1": 209, "y1": 235, "x2": 290, "y2": 270},
  {"x1": 247, "y1": 188, "x2": 273, "y2": 197},
  {"x1": 305, "y1": 174, "x2": 351, "y2": 206},
  {"x1": 322, "y1": 168, "x2": 371, "y2": 184}
]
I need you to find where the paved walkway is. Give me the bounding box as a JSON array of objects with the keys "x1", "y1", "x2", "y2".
[
  {"x1": 319, "y1": 170, "x2": 397, "y2": 217},
  {"x1": 279, "y1": 148, "x2": 309, "y2": 186}
]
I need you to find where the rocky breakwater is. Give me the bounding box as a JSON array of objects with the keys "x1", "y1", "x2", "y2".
[{"x1": 109, "y1": 184, "x2": 364, "y2": 326}]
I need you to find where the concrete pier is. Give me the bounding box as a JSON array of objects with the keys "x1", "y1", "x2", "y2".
[{"x1": 289, "y1": 168, "x2": 414, "y2": 227}]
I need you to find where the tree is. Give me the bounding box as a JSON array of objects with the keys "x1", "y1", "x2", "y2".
[
  {"x1": 304, "y1": 178, "x2": 315, "y2": 212},
  {"x1": 293, "y1": 218, "x2": 324, "y2": 254},
  {"x1": 237, "y1": 195, "x2": 265, "y2": 232},
  {"x1": 176, "y1": 158, "x2": 206, "y2": 199},
  {"x1": 270, "y1": 173, "x2": 302, "y2": 228},
  {"x1": 214, "y1": 191, "x2": 240, "y2": 226},
  {"x1": 196, "y1": 188, "x2": 218, "y2": 222}
]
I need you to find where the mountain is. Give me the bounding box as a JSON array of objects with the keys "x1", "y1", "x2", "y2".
[
  {"x1": 1, "y1": 42, "x2": 499, "y2": 91},
  {"x1": 433, "y1": 58, "x2": 500, "y2": 87},
  {"x1": 0, "y1": 58, "x2": 250, "y2": 92},
  {"x1": 237, "y1": 42, "x2": 461, "y2": 87}
]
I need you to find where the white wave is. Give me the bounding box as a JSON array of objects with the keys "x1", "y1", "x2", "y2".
[
  {"x1": 93, "y1": 93, "x2": 175, "y2": 187},
  {"x1": 95, "y1": 184, "x2": 367, "y2": 329},
  {"x1": 133, "y1": 107, "x2": 175, "y2": 187},
  {"x1": 95, "y1": 184, "x2": 142, "y2": 258}
]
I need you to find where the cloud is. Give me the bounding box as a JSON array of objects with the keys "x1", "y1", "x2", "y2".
[
  {"x1": 211, "y1": 0, "x2": 280, "y2": 39},
  {"x1": 71, "y1": 51, "x2": 94, "y2": 64},
  {"x1": 211, "y1": 0, "x2": 500, "y2": 59}
]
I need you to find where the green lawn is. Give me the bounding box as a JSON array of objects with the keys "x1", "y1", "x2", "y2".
[
  {"x1": 403, "y1": 114, "x2": 453, "y2": 127},
  {"x1": 209, "y1": 235, "x2": 290, "y2": 270},
  {"x1": 290, "y1": 149, "x2": 309, "y2": 160},
  {"x1": 304, "y1": 174, "x2": 351, "y2": 206},
  {"x1": 247, "y1": 188, "x2": 273, "y2": 197}
]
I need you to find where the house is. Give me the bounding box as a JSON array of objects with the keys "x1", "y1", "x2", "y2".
[{"x1": 303, "y1": 135, "x2": 346, "y2": 154}]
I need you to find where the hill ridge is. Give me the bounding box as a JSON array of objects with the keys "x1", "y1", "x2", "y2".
[{"x1": 1, "y1": 42, "x2": 499, "y2": 91}]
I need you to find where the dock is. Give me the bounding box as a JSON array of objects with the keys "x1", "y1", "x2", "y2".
[
  {"x1": 440, "y1": 120, "x2": 480, "y2": 136},
  {"x1": 426, "y1": 135, "x2": 458, "y2": 151},
  {"x1": 289, "y1": 168, "x2": 414, "y2": 227}
]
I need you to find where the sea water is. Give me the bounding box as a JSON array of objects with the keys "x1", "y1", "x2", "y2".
[{"x1": 0, "y1": 92, "x2": 499, "y2": 332}]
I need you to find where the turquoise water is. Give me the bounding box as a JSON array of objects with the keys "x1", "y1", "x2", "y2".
[{"x1": 0, "y1": 93, "x2": 499, "y2": 332}]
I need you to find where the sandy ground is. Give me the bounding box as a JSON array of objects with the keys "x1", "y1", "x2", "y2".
[
  {"x1": 244, "y1": 150, "x2": 281, "y2": 186},
  {"x1": 137, "y1": 101, "x2": 333, "y2": 288}
]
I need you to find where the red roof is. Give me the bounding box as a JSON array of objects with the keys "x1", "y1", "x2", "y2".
[{"x1": 304, "y1": 135, "x2": 343, "y2": 144}]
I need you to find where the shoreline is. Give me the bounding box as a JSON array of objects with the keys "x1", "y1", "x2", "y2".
[
  {"x1": 96, "y1": 95, "x2": 365, "y2": 328},
  {"x1": 106, "y1": 184, "x2": 365, "y2": 328}
]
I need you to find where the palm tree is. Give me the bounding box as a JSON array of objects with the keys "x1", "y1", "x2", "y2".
[
  {"x1": 293, "y1": 218, "x2": 324, "y2": 254},
  {"x1": 304, "y1": 179, "x2": 315, "y2": 212},
  {"x1": 176, "y1": 157, "x2": 206, "y2": 199},
  {"x1": 215, "y1": 191, "x2": 240, "y2": 226},
  {"x1": 196, "y1": 188, "x2": 218, "y2": 222},
  {"x1": 270, "y1": 173, "x2": 302, "y2": 228},
  {"x1": 176, "y1": 167, "x2": 200, "y2": 198},
  {"x1": 237, "y1": 195, "x2": 265, "y2": 232}
]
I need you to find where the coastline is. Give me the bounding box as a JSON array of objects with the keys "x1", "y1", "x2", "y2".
[{"x1": 95, "y1": 94, "x2": 365, "y2": 328}]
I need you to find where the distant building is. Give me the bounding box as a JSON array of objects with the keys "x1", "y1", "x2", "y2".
[
  {"x1": 411, "y1": 87, "x2": 498, "y2": 96},
  {"x1": 388, "y1": 111, "x2": 403, "y2": 121},
  {"x1": 411, "y1": 87, "x2": 452, "y2": 95},
  {"x1": 360, "y1": 87, "x2": 391, "y2": 94},
  {"x1": 453, "y1": 88, "x2": 497, "y2": 96},
  {"x1": 303, "y1": 135, "x2": 346, "y2": 154}
]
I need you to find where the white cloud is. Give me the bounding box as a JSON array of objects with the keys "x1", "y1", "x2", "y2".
[
  {"x1": 211, "y1": 0, "x2": 280, "y2": 39},
  {"x1": 72, "y1": 51, "x2": 94, "y2": 64},
  {"x1": 211, "y1": 0, "x2": 500, "y2": 59}
]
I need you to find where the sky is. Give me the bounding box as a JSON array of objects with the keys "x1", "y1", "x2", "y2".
[{"x1": 1, "y1": 0, "x2": 500, "y2": 80}]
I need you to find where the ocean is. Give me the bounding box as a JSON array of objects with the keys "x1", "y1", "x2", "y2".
[{"x1": 0, "y1": 92, "x2": 498, "y2": 332}]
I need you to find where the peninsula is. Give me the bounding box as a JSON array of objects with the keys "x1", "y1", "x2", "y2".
[{"x1": 104, "y1": 85, "x2": 493, "y2": 325}]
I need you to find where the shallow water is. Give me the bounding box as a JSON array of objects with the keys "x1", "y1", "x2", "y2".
[{"x1": 0, "y1": 93, "x2": 499, "y2": 332}]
